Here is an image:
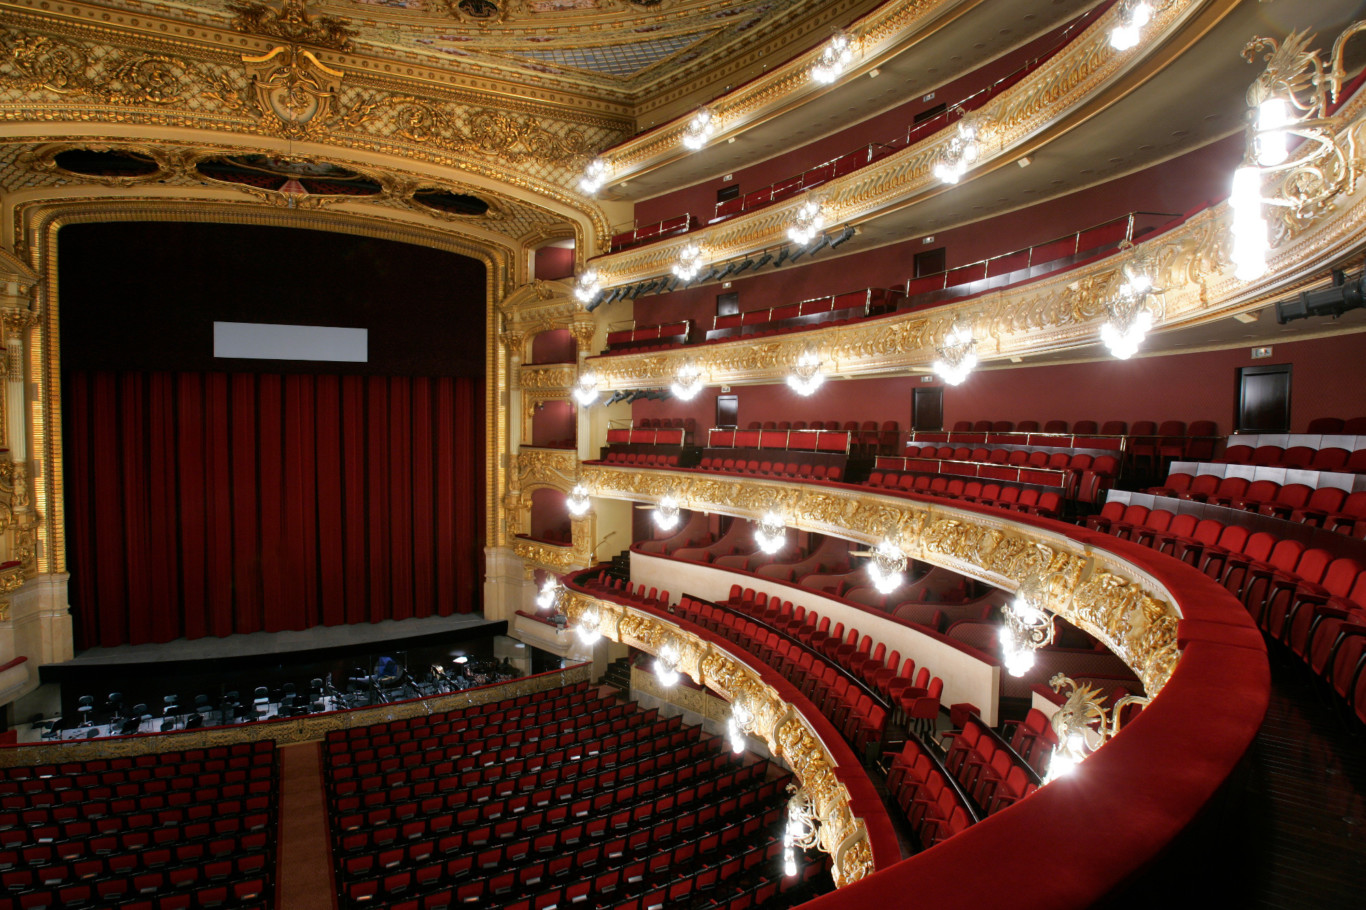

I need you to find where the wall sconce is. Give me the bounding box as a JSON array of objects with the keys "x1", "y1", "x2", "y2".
[
  {"x1": 670, "y1": 361, "x2": 705, "y2": 400},
  {"x1": 573, "y1": 269, "x2": 602, "y2": 305},
  {"x1": 785, "y1": 349, "x2": 825, "y2": 396},
  {"x1": 811, "y1": 30, "x2": 854, "y2": 84},
  {"x1": 575, "y1": 605, "x2": 602, "y2": 645},
  {"x1": 654, "y1": 638, "x2": 682, "y2": 687},
  {"x1": 787, "y1": 199, "x2": 826, "y2": 246},
  {"x1": 933, "y1": 107, "x2": 985, "y2": 185},
  {"x1": 653, "y1": 494, "x2": 681, "y2": 530},
  {"x1": 998, "y1": 573, "x2": 1058, "y2": 677},
  {"x1": 864, "y1": 538, "x2": 907, "y2": 594},
  {"x1": 727, "y1": 698, "x2": 754, "y2": 754},
  {"x1": 682, "y1": 108, "x2": 716, "y2": 150},
  {"x1": 566, "y1": 484, "x2": 592, "y2": 518},
  {"x1": 578, "y1": 157, "x2": 609, "y2": 195},
  {"x1": 1100, "y1": 245, "x2": 1160, "y2": 359},
  {"x1": 753, "y1": 512, "x2": 788, "y2": 555},
  {"x1": 672, "y1": 244, "x2": 706, "y2": 282},
  {"x1": 572, "y1": 371, "x2": 600, "y2": 406}
]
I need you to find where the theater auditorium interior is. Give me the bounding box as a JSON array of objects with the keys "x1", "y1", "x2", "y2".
[{"x1": 2, "y1": 0, "x2": 1366, "y2": 907}]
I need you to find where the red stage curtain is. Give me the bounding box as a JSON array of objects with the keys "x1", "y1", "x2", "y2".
[{"x1": 65, "y1": 371, "x2": 484, "y2": 648}]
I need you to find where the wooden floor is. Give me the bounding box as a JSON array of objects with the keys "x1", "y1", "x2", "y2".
[{"x1": 1232, "y1": 656, "x2": 1366, "y2": 909}]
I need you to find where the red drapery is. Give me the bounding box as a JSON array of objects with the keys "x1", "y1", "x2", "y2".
[{"x1": 65, "y1": 371, "x2": 484, "y2": 648}]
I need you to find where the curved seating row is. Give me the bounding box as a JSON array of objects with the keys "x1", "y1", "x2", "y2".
[
  {"x1": 863, "y1": 471, "x2": 1063, "y2": 519},
  {"x1": 1217, "y1": 444, "x2": 1366, "y2": 472},
  {"x1": 1087, "y1": 504, "x2": 1366, "y2": 727},
  {"x1": 324, "y1": 681, "x2": 821, "y2": 910},
  {"x1": 1145, "y1": 473, "x2": 1366, "y2": 538}
]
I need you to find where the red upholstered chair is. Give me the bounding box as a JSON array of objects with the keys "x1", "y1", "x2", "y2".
[
  {"x1": 1344, "y1": 417, "x2": 1366, "y2": 434},
  {"x1": 1147, "y1": 473, "x2": 1192, "y2": 497},
  {"x1": 1184, "y1": 420, "x2": 1220, "y2": 460},
  {"x1": 1108, "y1": 504, "x2": 1151, "y2": 539},
  {"x1": 1128, "y1": 420, "x2": 1159, "y2": 470},
  {"x1": 1017, "y1": 420, "x2": 1040, "y2": 431},
  {"x1": 1084, "y1": 501, "x2": 1125, "y2": 533},
  {"x1": 1308, "y1": 416, "x2": 1347, "y2": 433},
  {"x1": 1310, "y1": 447, "x2": 1350, "y2": 471},
  {"x1": 1325, "y1": 490, "x2": 1366, "y2": 535},
  {"x1": 1238, "y1": 538, "x2": 1306, "y2": 627},
  {"x1": 1152, "y1": 513, "x2": 1199, "y2": 555},
  {"x1": 1219, "y1": 444, "x2": 1254, "y2": 464},
  {"x1": 1193, "y1": 524, "x2": 1248, "y2": 577},
  {"x1": 1280, "y1": 446, "x2": 1316, "y2": 469},
  {"x1": 1218, "y1": 531, "x2": 1278, "y2": 597},
  {"x1": 1046, "y1": 420, "x2": 1072, "y2": 432},
  {"x1": 903, "y1": 675, "x2": 943, "y2": 737},
  {"x1": 1260, "y1": 483, "x2": 1313, "y2": 519},
  {"x1": 1074, "y1": 420, "x2": 1100, "y2": 433},
  {"x1": 1231, "y1": 479, "x2": 1282, "y2": 512},
  {"x1": 1206, "y1": 476, "x2": 1251, "y2": 507},
  {"x1": 1282, "y1": 557, "x2": 1363, "y2": 657},
  {"x1": 1251, "y1": 445, "x2": 1285, "y2": 466},
  {"x1": 1125, "y1": 509, "x2": 1173, "y2": 547},
  {"x1": 1177, "y1": 473, "x2": 1221, "y2": 502},
  {"x1": 1259, "y1": 547, "x2": 1334, "y2": 640}
]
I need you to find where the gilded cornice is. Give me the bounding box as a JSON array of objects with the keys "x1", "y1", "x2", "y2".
[
  {"x1": 0, "y1": 10, "x2": 617, "y2": 246},
  {"x1": 509, "y1": 447, "x2": 577, "y2": 493},
  {"x1": 588, "y1": 0, "x2": 1208, "y2": 281},
  {"x1": 584, "y1": 84, "x2": 1366, "y2": 390},
  {"x1": 559, "y1": 587, "x2": 877, "y2": 886},
  {"x1": 518, "y1": 363, "x2": 575, "y2": 391},
  {"x1": 605, "y1": 0, "x2": 976, "y2": 177},
  {"x1": 0, "y1": 0, "x2": 640, "y2": 127},
  {"x1": 579, "y1": 464, "x2": 1182, "y2": 694}
]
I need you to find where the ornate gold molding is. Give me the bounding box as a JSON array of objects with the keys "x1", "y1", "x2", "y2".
[
  {"x1": 559, "y1": 588, "x2": 877, "y2": 887},
  {"x1": 584, "y1": 78, "x2": 1366, "y2": 390},
  {"x1": 510, "y1": 448, "x2": 578, "y2": 494},
  {"x1": 593, "y1": 0, "x2": 1203, "y2": 248},
  {"x1": 580, "y1": 464, "x2": 1181, "y2": 693},
  {"x1": 518, "y1": 364, "x2": 575, "y2": 391},
  {"x1": 228, "y1": 0, "x2": 357, "y2": 53}
]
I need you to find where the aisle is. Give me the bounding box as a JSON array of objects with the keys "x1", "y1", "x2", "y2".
[{"x1": 277, "y1": 743, "x2": 339, "y2": 910}]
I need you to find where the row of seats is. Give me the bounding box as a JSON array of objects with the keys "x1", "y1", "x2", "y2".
[
  {"x1": 1144, "y1": 474, "x2": 1366, "y2": 537},
  {"x1": 601, "y1": 452, "x2": 682, "y2": 468},
  {"x1": 1, "y1": 742, "x2": 277, "y2": 910},
  {"x1": 938, "y1": 714, "x2": 1043, "y2": 815},
  {"x1": 691, "y1": 457, "x2": 843, "y2": 482},
  {"x1": 1306, "y1": 416, "x2": 1366, "y2": 434},
  {"x1": 862, "y1": 471, "x2": 1064, "y2": 519},
  {"x1": 882, "y1": 739, "x2": 974, "y2": 848},
  {"x1": 673, "y1": 595, "x2": 890, "y2": 758},
  {"x1": 1087, "y1": 506, "x2": 1366, "y2": 727},
  {"x1": 324, "y1": 682, "x2": 820, "y2": 910},
  {"x1": 1217, "y1": 444, "x2": 1366, "y2": 472},
  {"x1": 944, "y1": 420, "x2": 1220, "y2": 469}
]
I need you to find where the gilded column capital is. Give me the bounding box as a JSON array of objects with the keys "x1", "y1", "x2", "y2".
[{"x1": 568, "y1": 320, "x2": 597, "y2": 355}]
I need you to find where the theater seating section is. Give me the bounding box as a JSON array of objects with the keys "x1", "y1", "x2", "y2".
[
  {"x1": 605, "y1": 321, "x2": 692, "y2": 354},
  {"x1": 1217, "y1": 443, "x2": 1366, "y2": 471},
  {"x1": 0, "y1": 741, "x2": 278, "y2": 910},
  {"x1": 323, "y1": 681, "x2": 828, "y2": 910},
  {"x1": 1144, "y1": 470, "x2": 1366, "y2": 539},
  {"x1": 702, "y1": 289, "x2": 904, "y2": 344},
  {"x1": 1088, "y1": 500, "x2": 1366, "y2": 726}
]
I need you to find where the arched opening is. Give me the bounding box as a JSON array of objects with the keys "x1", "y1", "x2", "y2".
[
  {"x1": 530, "y1": 398, "x2": 576, "y2": 449},
  {"x1": 528, "y1": 487, "x2": 572, "y2": 545},
  {"x1": 528, "y1": 328, "x2": 576, "y2": 365}
]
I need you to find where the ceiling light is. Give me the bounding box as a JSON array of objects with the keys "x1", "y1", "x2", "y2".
[
  {"x1": 1109, "y1": 1, "x2": 1154, "y2": 51},
  {"x1": 682, "y1": 108, "x2": 715, "y2": 150},
  {"x1": 1229, "y1": 164, "x2": 1268, "y2": 281},
  {"x1": 575, "y1": 606, "x2": 601, "y2": 645},
  {"x1": 727, "y1": 699, "x2": 753, "y2": 754},
  {"x1": 811, "y1": 30, "x2": 854, "y2": 84},
  {"x1": 536, "y1": 577, "x2": 563, "y2": 611},
  {"x1": 932, "y1": 321, "x2": 977, "y2": 385},
  {"x1": 653, "y1": 638, "x2": 681, "y2": 687}
]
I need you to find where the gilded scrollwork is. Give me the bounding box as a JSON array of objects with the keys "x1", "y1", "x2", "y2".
[
  {"x1": 569, "y1": 587, "x2": 876, "y2": 887},
  {"x1": 582, "y1": 464, "x2": 1184, "y2": 693},
  {"x1": 228, "y1": 0, "x2": 358, "y2": 53},
  {"x1": 0, "y1": 32, "x2": 188, "y2": 106},
  {"x1": 519, "y1": 364, "x2": 575, "y2": 390}
]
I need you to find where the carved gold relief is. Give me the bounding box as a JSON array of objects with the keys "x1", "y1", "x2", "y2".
[
  {"x1": 519, "y1": 364, "x2": 575, "y2": 390},
  {"x1": 228, "y1": 0, "x2": 358, "y2": 52},
  {"x1": 581, "y1": 464, "x2": 1183, "y2": 693},
  {"x1": 561, "y1": 588, "x2": 875, "y2": 887}
]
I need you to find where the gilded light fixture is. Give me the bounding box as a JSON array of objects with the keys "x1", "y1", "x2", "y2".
[
  {"x1": 682, "y1": 108, "x2": 716, "y2": 151},
  {"x1": 653, "y1": 494, "x2": 682, "y2": 530},
  {"x1": 727, "y1": 698, "x2": 754, "y2": 754},
  {"x1": 572, "y1": 371, "x2": 601, "y2": 406},
  {"x1": 1231, "y1": 22, "x2": 1366, "y2": 282},
  {"x1": 933, "y1": 107, "x2": 983, "y2": 185},
  {"x1": 931, "y1": 321, "x2": 977, "y2": 385},
  {"x1": 812, "y1": 31, "x2": 854, "y2": 85},
  {"x1": 653, "y1": 637, "x2": 682, "y2": 686},
  {"x1": 578, "y1": 157, "x2": 609, "y2": 195},
  {"x1": 670, "y1": 361, "x2": 705, "y2": 400},
  {"x1": 787, "y1": 199, "x2": 827, "y2": 247},
  {"x1": 672, "y1": 244, "x2": 706, "y2": 282},
  {"x1": 865, "y1": 538, "x2": 908, "y2": 594},
  {"x1": 1108, "y1": 1, "x2": 1158, "y2": 51},
  {"x1": 573, "y1": 269, "x2": 602, "y2": 305},
  {"x1": 1100, "y1": 244, "x2": 1160, "y2": 360},
  {"x1": 753, "y1": 512, "x2": 788, "y2": 555},
  {"x1": 536, "y1": 576, "x2": 564, "y2": 611},
  {"x1": 998, "y1": 574, "x2": 1058, "y2": 677},
  {"x1": 566, "y1": 484, "x2": 592, "y2": 518},
  {"x1": 785, "y1": 349, "x2": 825, "y2": 397},
  {"x1": 784, "y1": 787, "x2": 820, "y2": 877},
  {"x1": 575, "y1": 605, "x2": 602, "y2": 645}
]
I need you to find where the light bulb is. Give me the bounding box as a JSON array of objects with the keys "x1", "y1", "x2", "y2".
[{"x1": 1255, "y1": 98, "x2": 1290, "y2": 167}]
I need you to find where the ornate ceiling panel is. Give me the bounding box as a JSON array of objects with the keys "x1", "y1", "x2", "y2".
[{"x1": 15, "y1": 0, "x2": 843, "y2": 104}]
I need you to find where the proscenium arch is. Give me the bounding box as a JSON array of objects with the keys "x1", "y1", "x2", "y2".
[{"x1": 14, "y1": 194, "x2": 510, "y2": 583}]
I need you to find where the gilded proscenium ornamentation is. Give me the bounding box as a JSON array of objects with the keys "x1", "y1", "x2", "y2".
[
  {"x1": 519, "y1": 365, "x2": 576, "y2": 391},
  {"x1": 580, "y1": 464, "x2": 1182, "y2": 693},
  {"x1": 559, "y1": 589, "x2": 874, "y2": 888},
  {"x1": 509, "y1": 449, "x2": 578, "y2": 494},
  {"x1": 228, "y1": 0, "x2": 358, "y2": 53},
  {"x1": 589, "y1": 0, "x2": 1198, "y2": 285},
  {"x1": 0, "y1": 33, "x2": 188, "y2": 105}
]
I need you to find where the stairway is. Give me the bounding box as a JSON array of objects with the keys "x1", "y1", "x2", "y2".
[{"x1": 600, "y1": 656, "x2": 634, "y2": 695}]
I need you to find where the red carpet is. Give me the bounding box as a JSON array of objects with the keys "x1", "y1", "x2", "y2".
[{"x1": 277, "y1": 742, "x2": 338, "y2": 910}]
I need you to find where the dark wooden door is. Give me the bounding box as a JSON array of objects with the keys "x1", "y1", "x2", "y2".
[
  {"x1": 716, "y1": 394, "x2": 738, "y2": 428},
  {"x1": 1237, "y1": 364, "x2": 1291, "y2": 432},
  {"x1": 913, "y1": 387, "x2": 944, "y2": 431}
]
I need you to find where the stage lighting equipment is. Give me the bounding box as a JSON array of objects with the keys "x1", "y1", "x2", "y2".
[{"x1": 1275, "y1": 270, "x2": 1365, "y2": 324}]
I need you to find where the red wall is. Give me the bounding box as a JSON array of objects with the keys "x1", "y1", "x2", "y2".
[
  {"x1": 626, "y1": 138, "x2": 1243, "y2": 335},
  {"x1": 530, "y1": 488, "x2": 571, "y2": 541},
  {"x1": 535, "y1": 245, "x2": 576, "y2": 281},
  {"x1": 632, "y1": 331, "x2": 1366, "y2": 436},
  {"x1": 530, "y1": 328, "x2": 575, "y2": 364},
  {"x1": 633, "y1": 16, "x2": 1082, "y2": 227},
  {"x1": 532, "y1": 399, "x2": 577, "y2": 447}
]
